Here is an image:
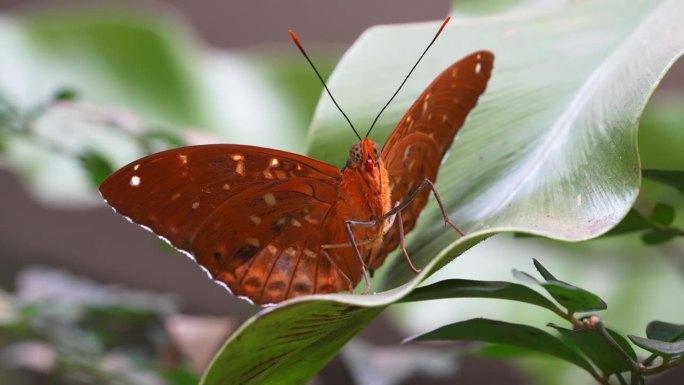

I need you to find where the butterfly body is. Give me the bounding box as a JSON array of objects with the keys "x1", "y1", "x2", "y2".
[{"x1": 100, "y1": 50, "x2": 494, "y2": 305}]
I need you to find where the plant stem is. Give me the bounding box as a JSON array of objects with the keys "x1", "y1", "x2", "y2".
[{"x1": 641, "y1": 355, "x2": 684, "y2": 376}]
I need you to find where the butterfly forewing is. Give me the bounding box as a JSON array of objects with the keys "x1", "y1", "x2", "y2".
[
  {"x1": 100, "y1": 144, "x2": 356, "y2": 304},
  {"x1": 373, "y1": 51, "x2": 494, "y2": 269}
]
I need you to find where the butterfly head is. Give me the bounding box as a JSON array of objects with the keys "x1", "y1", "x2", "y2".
[{"x1": 349, "y1": 138, "x2": 381, "y2": 173}]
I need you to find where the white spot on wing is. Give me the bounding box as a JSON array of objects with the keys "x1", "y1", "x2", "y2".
[
  {"x1": 304, "y1": 214, "x2": 320, "y2": 225},
  {"x1": 130, "y1": 176, "x2": 141, "y2": 187},
  {"x1": 178, "y1": 154, "x2": 188, "y2": 165},
  {"x1": 263, "y1": 193, "x2": 276, "y2": 206},
  {"x1": 133, "y1": 164, "x2": 140, "y2": 171},
  {"x1": 246, "y1": 238, "x2": 260, "y2": 247},
  {"x1": 291, "y1": 218, "x2": 302, "y2": 227},
  {"x1": 475, "y1": 62, "x2": 482, "y2": 74},
  {"x1": 250, "y1": 215, "x2": 261, "y2": 225},
  {"x1": 171, "y1": 192, "x2": 181, "y2": 200},
  {"x1": 222, "y1": 183, "x2": 231, "y2": 190},
  {"x1": 231, "y1": 154, "x2": 246, "y2": 176},
  {"x1": 192, "y1": 202, "x2": 200, "y2": 209}
]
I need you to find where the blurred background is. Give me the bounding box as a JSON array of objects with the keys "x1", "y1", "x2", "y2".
[{"x1": 0, "y1": 1, "x2": 683, "y2": 384}]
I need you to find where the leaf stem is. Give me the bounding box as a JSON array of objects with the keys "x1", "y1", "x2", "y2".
[{"x1": 640, "y1": 355, "x2": 684, "y2": 376}]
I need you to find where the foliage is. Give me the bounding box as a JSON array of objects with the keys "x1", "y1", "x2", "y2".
[
  {"x1": 405, "y1": 258, "x2": 684, "y2": 385},
  {"x1": 0, "y1": 268, "x2": 200, "y2": 385}
]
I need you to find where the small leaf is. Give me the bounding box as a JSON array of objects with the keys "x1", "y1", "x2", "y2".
[
  {"x1": 511, "y1": 269, "x2": 540, "y2": 285},
  {"x1": 550, "y1": 323, "x2": 636, "y2": 375},
  {"x1": 628, "y1": 335, "x2": 684, "y2": 357},
  {"x1": 541, "y1": 281, "x2": 607, "y2": 313},
  {"x1": 604, "y1": 209, "x2": 652, "y2": 236},
  {"x1": 641, "y1": 229, "x2": 679, "y2": 245},
  {"x1": 79, "y1": 150, "x2": 114, "y2": 187},
  {"x1": 649, "y1": 203, "x2": 675, "y2": 227},
  {"x1": 642, "y1": 169, "x2": 684, "y2": 194},
  {"x1": 53, "y1": 87, "x2": 79, "y2": 101},
  {"x1": 407, "y1": 318, "x2": 597, "y2": 376},
  {"x1": 646, "y1": 321, "x2": 684, "y2": 342},
  {"x1": 607, "y1": 328, "x2": 638, "y2": 362},
  {"x1": 517, "y1": 262, "x2": 607, "y2": 313},
  {"x1": 533, "y1": 259, "x2": 558, "y2": 281},
  {"x1": 400, "y1": 279, "x2": 560, "y2": 313}
]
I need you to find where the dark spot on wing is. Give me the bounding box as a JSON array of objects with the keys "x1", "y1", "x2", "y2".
[
  {"x1": 292, "y1": 282, "x2": 311, "y2": 293},
  {"x1": 234, "y1": 245, "x2": 258, "y2": 262},
  {"x1": 267, "y1": 281, "x2": 286, "y2": 292},
  {"x1": 244, "y1": 276, "x2": 261, "y2": 289}
]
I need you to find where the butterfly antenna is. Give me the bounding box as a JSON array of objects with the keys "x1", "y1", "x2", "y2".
[
  {"x1": 364, "y1": 17, "x2": 451, "y2": 138},
  {"x1": 289, "y1": 30, "x2": 362, "y2": 141}
]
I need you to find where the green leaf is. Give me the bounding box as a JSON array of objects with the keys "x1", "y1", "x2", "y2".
[
  {"x1": 607, "y1": 328, "x2": 638, "y2": 362},
  {"x1": 203, "y1": 1, "x2": 684, "y2": 383},
  {"x1": 646, "y1": 321, "x2": 684, "y2": 342},
  {"x1": 53, "y1": 87, "x2": 79, "y2": 101},
  {"x1": 533, "y1": 258, "x2": 558, "y2": 281},
  {"x1": 628, "y1": 335, "x2": 684, "y2": 357},
  {"x1": 642, "y1": 169, "x2": 684, "y2": 193},
  {"x1": 407, "y1": 318, "x2": 597, "y2": 377},
  {"x1": 515, "y1": 262, "x2": 607, "y2": 313},
  {"x1": 477, "y1": 343, "x2": 541, "y2": 358},
  {"x1": 641, "y1": 229, "x2": 679, "y2": 245},
  {"x1": 649, "y1": 203, "x2": 675, "y2": 227},
  {"x1": 541, "y1": 281, "x2": 607, "y2": 313},
  {"x1": 400, "y1": 279, "x2": 560, "y2": 313},
  {"x1": 78, "y1": 150, "x2": 114, "y2": 187},
  {"x1": 549, "y1": 323, "x2": 636, "y2": 375},
  {"x1": 604, "y1": 209, "x2": 652, "y2": 236},
  {"x1": 200, "y1": 301, "x2": 384, "y2": 385}
]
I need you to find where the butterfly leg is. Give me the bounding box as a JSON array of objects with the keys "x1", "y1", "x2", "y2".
[
  {"x1": 343, "y1": 219, "x2": 379, "y2": 294},
  {"x1": 320, "y1": 250, "x2": 355, "y2": 293},
  {"x1": 367, "y1": 178, "x2": 464, "y2": 274},
  {"x1": 380, "y1": 178, "x2": 465, "y2": 236},
  {"x1": 396, "y1": 212, "x2": 421, "y2": 273}
]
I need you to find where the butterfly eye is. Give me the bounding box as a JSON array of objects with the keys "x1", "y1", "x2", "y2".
[
  {"x1": 349, "y1": 143, "x2": 363, "y2": 164},
  {"x1": 372, "y1": 143, "x2": 381, "y2": 160}
]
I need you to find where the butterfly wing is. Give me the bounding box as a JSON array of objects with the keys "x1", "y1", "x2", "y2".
[
  {"x1": 100, "y1": 144, "x2": 357, "y2": 304},
  {"x1": 373, "y1": 51, "x2": 494, "y2": 269}
]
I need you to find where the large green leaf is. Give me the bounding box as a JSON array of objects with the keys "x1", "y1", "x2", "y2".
[{"x1": 202, "y1": 1, "x2": 684, "y2": 384}]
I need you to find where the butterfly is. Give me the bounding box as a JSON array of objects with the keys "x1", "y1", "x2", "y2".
[{"x1": 100, "y1": 18, "x2": 493, "y2": 305}]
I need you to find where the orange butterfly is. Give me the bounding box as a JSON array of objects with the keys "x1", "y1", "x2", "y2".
[{"x1": 100, "y1": 18, "x2": 493, "y2": 305}]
